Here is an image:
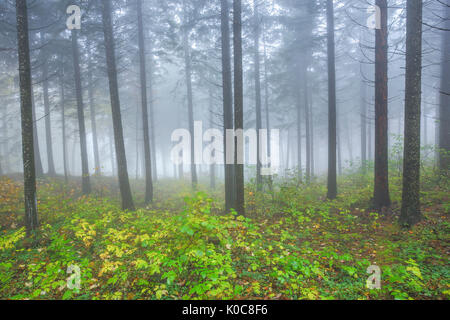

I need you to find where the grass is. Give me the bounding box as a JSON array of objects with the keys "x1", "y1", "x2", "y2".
[{"x1": 0, "y1": 168, "x2": 448, "y2": 300}]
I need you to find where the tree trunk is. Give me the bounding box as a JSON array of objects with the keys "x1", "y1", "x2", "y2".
[
  {"x1": 326, "y1": 0, "x2": 337, "y2": 199},
  {"x1": 71, "y1": 29, "x2": 91, "y2": 195},
  {"x1": 31, "y1": 84, "x2": 44, "y2": 177},
  {"x1": 253, "y1": 3, "x2": 263, "y2": 190},
  {"x1": 297, "y1": 90, "x2": 302, "y2": 180},
  {"x1": 439, "y1": 3, "x2": 450, "y2": 173},
  {"x1": 373, "y1": 0, "x2": 391, "y2": 209},
  {"x1": 2, "y1": 106, "x2": 9, "y2": 174},
  {"x1": 87, "y1": 42, "x2": 101, "y2": 176},
  {"x1": 360, "y1": 69, "x2": 367, "y2": 173},
  {"x1": 41, "y1": 35, "x2": 56, "y2": 176},
  {"x1": 221, "y1": 0, "x2": 235, "y2": 212},
  {"x1": 16, "y1": 0, "x2": 38, "y2": 236},
  {"x1": 147, "y1": 40, "x2": 158, "y2": 181},
  {"x1": 209, "y1": 92, "x2": 216, "y2": 190},
  {"x1": 233, "y1": 0, "x2": 245, "y2": 216},
  {"x1": 182, "y1": 24, "x2": 198, "y2": 189},
  {"x1": 304, "y1": 66, "x2": 311, "y2": 183},
  {"x1": 59, "y1": 65, "x2": 68, "y2": 183},
  {"x1": 137, "y1": 0, "x2": 154, "y2": 204},
  {"x1": 101, "y1": 0, "x2": 135, "y2": 211},
  {"x1": 400, "y1": 0, "x2": 423, "y2": 226}
]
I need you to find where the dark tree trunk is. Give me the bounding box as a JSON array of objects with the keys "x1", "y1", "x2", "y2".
[
  {"x1": 253, "y1": 3, "x2": 263, "y2": 190},
  {"x1": 137, "y1": 0, "x2": 154, "y2": 204},
  {"x1": 87, "y1": 42, "x2": 101, "y2": 176},
  {"x1": 233, "y1": 0, "x2": 245, "y2": 216},
  {"x1": 400, "y1": 0, "x2": 423, "y2": 227},
  {"x1": 41, "y1": 37, "x2": 56, "y2": 176},
  {"x1": 221, "y1": 0, "x2": 235, "y2": 212},
  {"x1": 373, "y1": 0, "x2": 391, "y2": 210},
  {"x1": 101, "y1": 0, "x2": 135, "y2": 211},
  {"x1": 71, "y1": 29, "x2": 91, "y2": 195},
  {"x1": 182, "y1": 25, "x2": 198, "y2": 189},
  {"x1": 16, "y1": 0, "x2": 38, "y2": 236},
  {"x1": 439, "y1": 3, "x2": 450, "y2": 173},
  {"x1": 326, "y1": 0, "x2": 337, "y2": 199},
  {"x1": 263, "y1": 23, "x2": 273, "y2": 189}
]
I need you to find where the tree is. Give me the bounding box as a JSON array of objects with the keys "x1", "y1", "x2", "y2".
[
  {"x1": 233, "y1": 0, "x2": 245, "y2": 215},
  {"x1": 253, "y1": 2, "x2": 263, "y2": 191},
  {"x1": 326, "y1": 0, "x2": 337, "y2": 200},
  {"x1": 71, "y1": 29, "x2": 91, "y2": 195},
  {"x1": 40, "y1": 33, "x2": 56, "y2": 176},
  {"x1": 373, "y1": 0, "x2": 391, "y2": 210},
  {"x1": 439, "y1": 2, "x2": 450, "y2": 173},
  {"x1": 400, "y1": 0, "x2": 423, "y2": 227},
  {"x1": 221, "y1": 0, "x2": 235, "y2": 213},
  {"x1": 87, "y1": 41, "x2": 101, "y2": 176},
  {"x1": 182, "y1": 9, "x2": 198, "y2": 189},
  {"x1": 101, "y1": 0, "x2": 135, "y2": 211},
  {"x1": 16, "y1": 0, "x2": 38, "y2": 236},
  {"x1": 137, "y1": 0, "x2": 154, "y2": 204}
]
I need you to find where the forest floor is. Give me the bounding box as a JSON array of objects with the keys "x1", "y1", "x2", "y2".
[{"x1": 0, "y1": 169, "x2": 448, "y2": 300}]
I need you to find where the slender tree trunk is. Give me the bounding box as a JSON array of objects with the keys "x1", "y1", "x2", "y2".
[
  {"x1": 71, "y1": 29, "x2": 91, "y2": 195},
  {"x1": 233, "y1": 0, "x2": 245, "y2": 216},
  {"x1": 263, "y1": 22, "x2": 273, "y2": 189},
  {"x1": 337, "y1": 121, "x2": 342, "y2": 175},
  {"x1": 209, "y1": 92, "x2": 216, "y2": 189},
  {"x1": 137, "y1": 0, "x2": 154, "y2": 204},
  {"x1": 400, "y1": 0, "x2": 423, "y2": 226},
  {"x1": 16, "y1": 0, "x2": 38, "y2": 236},
  {"x1": 31, "y1": 84, "x2": 44, "y2": 177},
  {"x1": 439, "y1": 3, "x2": 450, "y2": 173},
  {"x1": 41, "y1": 36, "x2": 56, "y2": 176},
  {"x1": 2, "y1": 106, "x2": 9, "y2": 173},
  {"x1": 326, "y1": 0, "x2": 337, "y2": 199},
  {"x1": 59, "y1": 66, "x2": 68, "y2": 183},
  {"x1": 253, "y1": 3, "x2": 263, "y2": 190},
  {"x1": 109, "y1": 125, "x2": 115, "y2": 176},
  {"x1": 297, "y1": 90, "x2": 302, "y2": 180},
  {"x1": 147, "y1": 41, "x2": 158, "y2": 181},
  {"x1": 221, "y1": 0, "x2": 235, "y2": 212},
  {"x1": 373, "y1": 0, "x2": 391, "y2": 209},
  {"x1": 182, "y1": 24, "x2": 198, "y2": 189},
  {"x1": 360, "y1": 72, "x2": 367, "y2": 173},
  {"x1": 304, "y1": 66, "x2": 311, "y2": 183},
  {"x1": 101, "y1": 0, "x2": 135, "y2": 210},
  {"x1": 87, "y1": 42, "x2": 101, "y2": 176},
  {"x1": 310, "y1": 92, "x2": 315, "y2": 178}
]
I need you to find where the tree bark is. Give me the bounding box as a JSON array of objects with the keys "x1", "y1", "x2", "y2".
[
  {"x1": 71, "y1": 29, "x2": 91, "y2": 195},
  {"x1": 373, "y1": 0, "x2": 391, "y2": 209},
  {"x1": 221, "y1": 0, "x2": 235, "y2": 212},
  {"x1": 400, "y1": 0, "x2": 423, "y2": 227},
  {"x1": 59, "y1": 64, "x2": 68, "y2": 183},
  {"x1": 16, "y1": 0, "x2": 38, "y2": 236},
  {"x1": 87, "y1": 42, "x2": 101, "y2": 176},
  {"x1": 439, "y1": 2, "x2": 450, "y2": 173},
  {"x1": 31, "y1": 84, "x2": 44, "y2": 177},
  {"x1": 40, "y1": 34, "x2": 56, "y2": 176},
  {"x1": 137, "y1": 0, "x2": 154, "y2": 204},
  {"x1": 101, "y1": 0, "x2": 135, "y2": 210},
  {"x1": 233, "y1": 0, "x2": 245, "y2": 216},
  {"x1": 326, "y1": 0, "x2": 337, "y2": 199},
  {"x1": 253, "y1": 3, "x2": 263, "y2": 190},
  {"x1": 182, "y1": 22, "x2": 198, "y2": 189}
]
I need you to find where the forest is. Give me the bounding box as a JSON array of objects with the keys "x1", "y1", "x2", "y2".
[{"x1": 0, "y1": 0, "x2": 448, "y2": 301}]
